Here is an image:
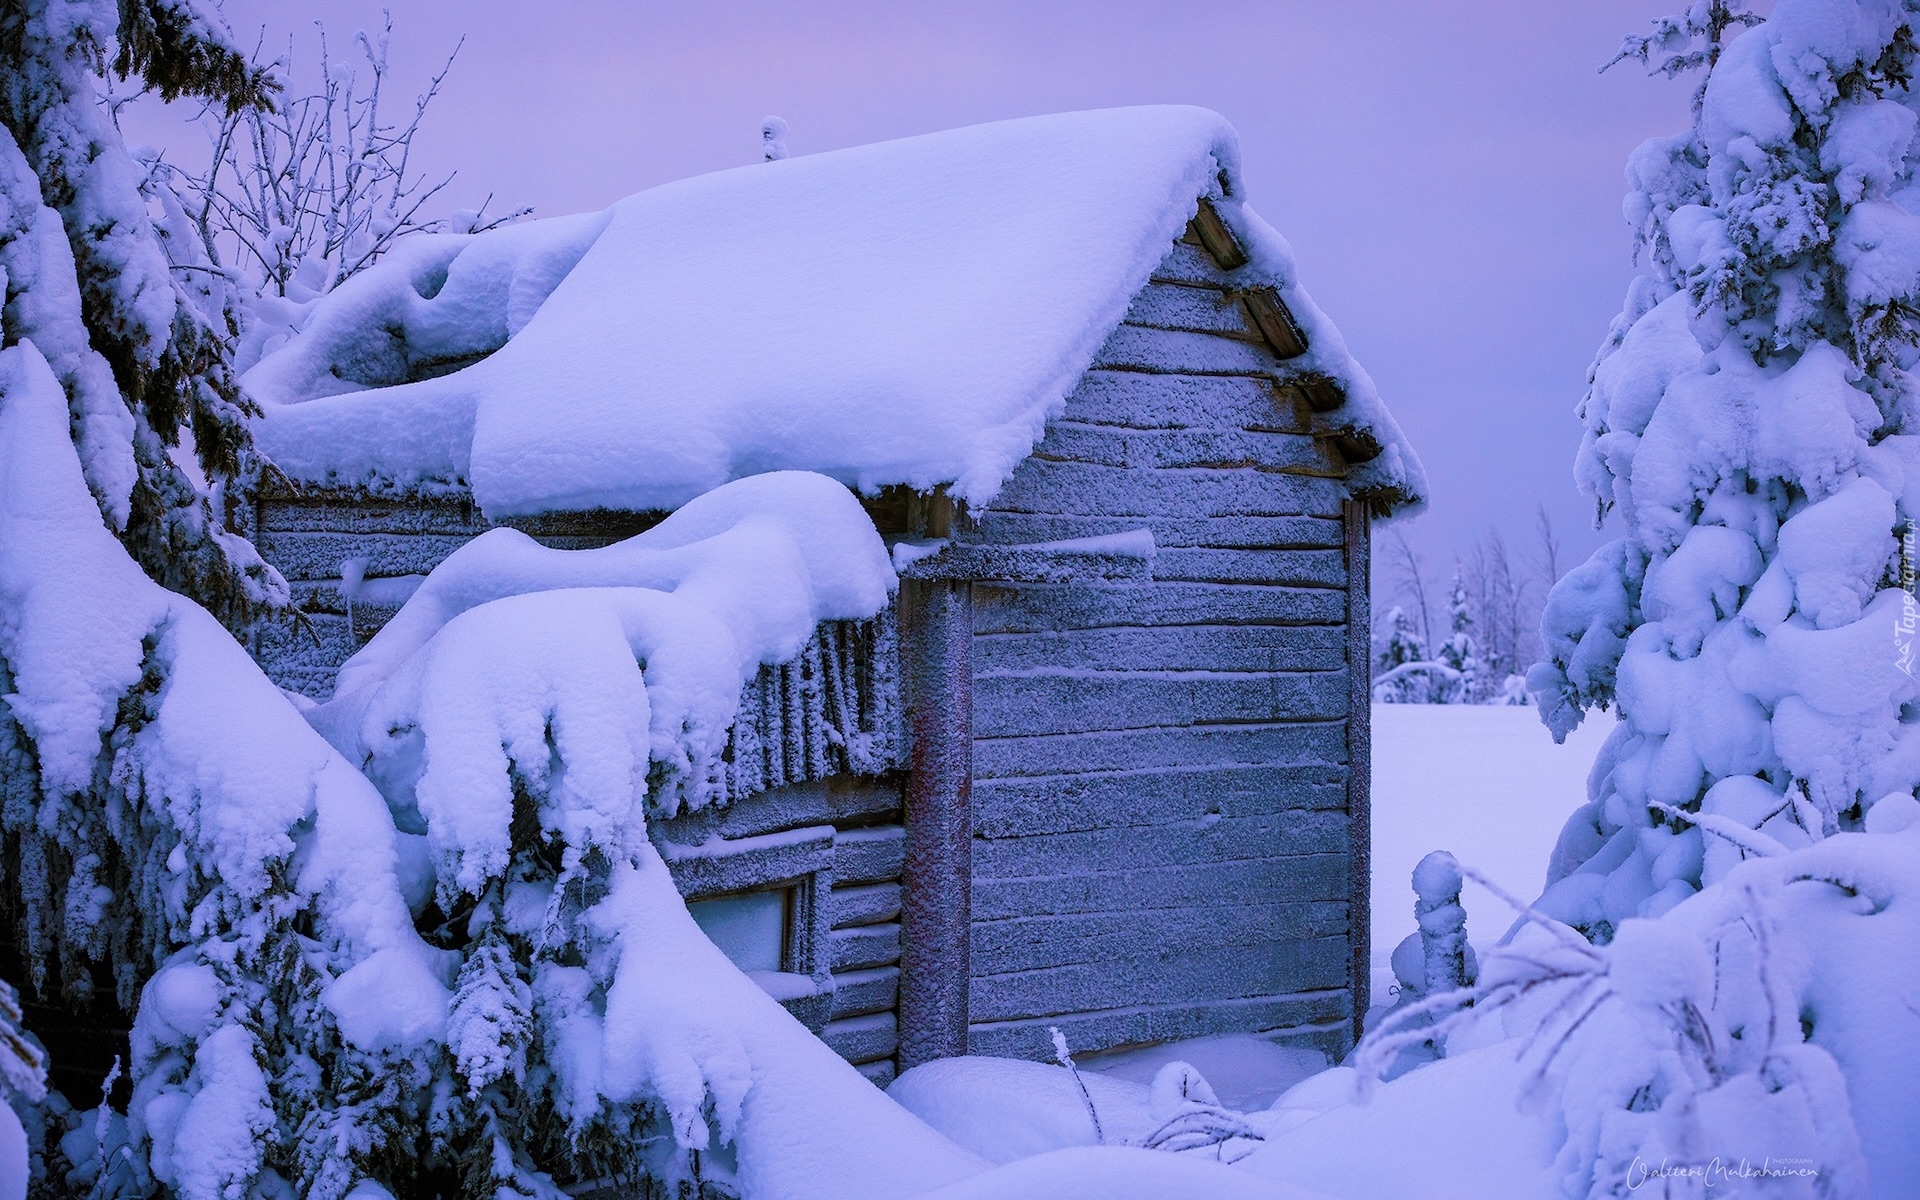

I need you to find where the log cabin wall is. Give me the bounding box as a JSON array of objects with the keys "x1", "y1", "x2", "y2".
[{"x1": 960, "y1": 236, "x2": 1360, "y2": 1064}]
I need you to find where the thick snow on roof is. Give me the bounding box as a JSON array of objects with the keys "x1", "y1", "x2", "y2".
[{"x1": 245, "y1": 105, "x2": 1424, "y2": 517}]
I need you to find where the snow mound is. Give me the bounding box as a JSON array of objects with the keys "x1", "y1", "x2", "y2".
[
  {"x1": 243, "y1": 105, "x2": 1423, "y2": 517},
  {"x1": 309, "y1": 470, "x2": 896, "y2": 840}
]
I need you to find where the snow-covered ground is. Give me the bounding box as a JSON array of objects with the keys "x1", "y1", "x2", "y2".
[{"x1": 1369, "y1": 703, "x2": 1615, "y2": 999}]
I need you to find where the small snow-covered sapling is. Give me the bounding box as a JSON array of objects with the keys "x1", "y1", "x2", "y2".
[
  {"x1": 1048, "y1": 1026, "x2": 1104, "y2": 1144},
  {"x1": 762, "y1": 116, "x2": 790, "y2": 162},
  {"x1": 1413, "y1": 850, "x2": 1473, "y2": 996}
]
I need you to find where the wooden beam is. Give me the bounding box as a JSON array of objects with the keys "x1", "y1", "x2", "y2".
[
  {"x1": 1240, "y1": 286, "x2": 1310, "y2": 359},
  {"x1": 1189, "y1": 198, "x2": 1248, "y2": 270},
  {"x1": 1299, "y1": 377, "x2": 1347, "y2": 412},
  {"x1": 1342, "y1": 500, "x2": 1372, "y2": 1051},
  {"x1": 897, "y1": 484, "x2": 973, "y2": 1069}
]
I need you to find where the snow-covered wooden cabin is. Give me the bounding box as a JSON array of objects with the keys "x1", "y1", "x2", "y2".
[{"x1": 240, "y1": 107, "x2": 1425, "y2": 1085}]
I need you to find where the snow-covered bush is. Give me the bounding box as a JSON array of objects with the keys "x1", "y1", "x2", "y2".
[
  {"x1": 1529, "y1": 0, "x2": 1920, "y2": 941},
  {"x1": 1349, "y1": 825, "x2": 1920, "y2": 1198}
]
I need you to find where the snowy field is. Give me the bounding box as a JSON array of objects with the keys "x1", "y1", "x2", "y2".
[{"x1": 1368, "y1": 703, "x2": 1615, "y2": 997}]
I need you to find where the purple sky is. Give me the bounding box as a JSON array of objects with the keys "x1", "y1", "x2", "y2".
[{"x1": 139, "y1": 1, "x2": 1702, "y2": 600}]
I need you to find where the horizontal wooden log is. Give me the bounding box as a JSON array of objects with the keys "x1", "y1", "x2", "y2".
[
  {"x1": 822, "y1": 1013, "x2": 898, "y2": 1064},
  {"x1": 1191, "y1": 200, "x2": 1249, "y2": 269},
  {"x1": 973, "y1": 669, "x2": 1348, "y2": 737},
  {"x1": 968, "y1": 512, "x2": 1343, "y2": 551},
  {"x1": 1149, "y1": 241, "x2": 1242, "y2": 287},
  {"x1": 969, "y1": 936, "x2": 1350, "y2": 1022},
  {"x1": 833, "y1": 826, "x2": 905, "y2": 885},
  {"x1": 1150, "y1": 548, "x2": 1346, "y2": 587},
  {"x1": 259, "y1": 530, "x2": 477, "y2": 581},
  {"x1": 856, "y1": 1058, "x2": 898, "y2": 1086},
  {"x1": 829, "y1": 966, "x2": 900, "y2": 1020},
  {"x1": 973, "y1": 853, "x2": 1348, "y2": 920},
  {"x1": 1093, "y1": 325, "x2": 1279, "y2": 377},
  {"x1": 897, "y1": 536, "x2": 1151, "y2": 585},
  {"x1": 974, "y1": 812, "x2": 1350, "y2": 881},
  {"x1": 496, "y1": 510, "x2": 665, "y2": 541},
  {"x1": 830, "y1": 882, "x2": 902, "y2": 929},
  {"x1": 971, "y1": 901, "x2": 1348, "y2": 976},
  {"x1": 260, "y1": 489, "x2": 667, "y2": 540},
  {"x1": 971, "y1": 581, "x2": 1346, "y2": 634},
  {"x1": 990, "y1": 459, "x2": 1344, "y2": 519},
  {"x1": 1033, "y1": 423, "x2": 1341, "y2": 474},
  {"x1": 1061, "y1": 372, "x2": 1309, "y2": 433},
  {"x1": 830, "y1": 924, "x2": 902, "y2": 972},
  {"x1": 972, "y1": 722, "x2": 1348, "y2": 780},
  {"x1": 973, "y1": 625, "x2": 1345, "y2": 675},
  {"x1": 652, "y1": 778, "x2": 902, "y2": 845},
  {"x1": 287, "y1": 580, "x2": 418, "y2": 622},
  {"x1": 661, "y1": 826, "x2": 832, "y2": 898},
  {"x1": 260, "y1": 495, "x2": 486, "y2": 535},
  {"x1": 969, "y1": 992, "x2": 1350, "y2": 1061},
  {"x1": 972, "y1": 762, "x2": 1347, "y2": 838},
  {"x1": 1122, "y1": 282, "x2": 1257, "y2": 339},
  {"x1": 1242, "y1": 286, "x2": 1310, "y2": 359}
]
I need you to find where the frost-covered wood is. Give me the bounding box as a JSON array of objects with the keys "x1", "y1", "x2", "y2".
[
  {"x1": 973, "y1": 669, "x2": 1348, "y2": 736},
  {"x1": 1061, "y1": 371, "x2": 1311, "y2": 432},
  {"x1": 1343, "y1": 500, "x2": 1373, "y2": 1039},
  {"x1": 1121, "y1": 280, "x2": 1262, "y2": 338},
  {"x1": 973, "y1": 902, "x2": 1347, "y2": 975},
  {"x1": 833, "y1": 826, "x2": 907, "y2": 885},
  {"x1": 831, "y1": 925, "x2": 903, "y2": 973},
  {"x1": 973, "y1": 811, "x2": 1348, "y2": 878},
  {"x1": 1033, "y1": 422, "x2": 1341, "y2": 472},
  {"x1": 970, "y1": 936, "x2": 1349, "y2": 1020},
  {"x1": 970, "y1": 511, "x2": 1342, "y2": 549},
  {"x1": 991, "y1": 460, "x2": 1344, "y2": 517},
  {"x1": 957, "y1": 258, "x2": 1372, "y2": 1058},
  {"x1": 973, "y1": 581, "x2": 1346, "y2": 630},
  {"x1": 897, "y1": 577, "x2": 973, "y2": 1069},
  {"x1": 973, "y1": 624, "x2": 1343, "y2": 673},
  {"x1": 829, "y1": 967, "x2": 899, "y2": 1020},
  {"x1": 822, "y1": 1012, "x2": 898, "y2": 1065},
  {"x1": 971, "y1": 723, "x2": 1348, "y2": 779},
  {"x1": 974, "y1": 763, "x2": 1347, "y2": 839},
  {"x1": 829, "y1": 883, "x2": 902, "y2": 929},
  {"x1": 681, "y1": 611, "x2": 904, "y2": 811},
  {"x1": 968, "y1": 991, "x2": 1348, "y2": 1062}
]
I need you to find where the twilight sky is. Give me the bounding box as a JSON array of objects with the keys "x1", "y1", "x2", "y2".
[{"x1": 135, "y1": 0, "x2": 1704, "y2": 594}]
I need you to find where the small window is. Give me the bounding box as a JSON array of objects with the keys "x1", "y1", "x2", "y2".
[{"x1": 688, "y1": 888, "x2": 790, "y2": 974}]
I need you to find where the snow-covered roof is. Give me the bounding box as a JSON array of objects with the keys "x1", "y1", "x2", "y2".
[{"x1": 244, "y1": 105, "x2": 1425, "y2": 518}]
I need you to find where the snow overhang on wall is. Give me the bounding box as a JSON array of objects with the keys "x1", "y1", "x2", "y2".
[{"x1": 243, "y1": 105, "x2": 1427, "y2": 519}]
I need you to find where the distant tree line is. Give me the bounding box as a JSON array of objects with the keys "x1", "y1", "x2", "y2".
[{"x1": 1370, "y1": 506, "x2": 1562, "y2": 704}]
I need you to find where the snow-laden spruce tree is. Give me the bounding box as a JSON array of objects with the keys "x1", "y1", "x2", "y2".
[
  {"x1": 1435, "y1": 571, "x2": 1482, "y2": 701},
  {"x1": 0, "y1": 0, "x2": 286, "y2": 630},
  {"x1": 1375, "y1": 605, "x2": 1427, "y2": 673},
  {"x1": 1530, "y1": 0, "x2": 1920, "y2": 939}
]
